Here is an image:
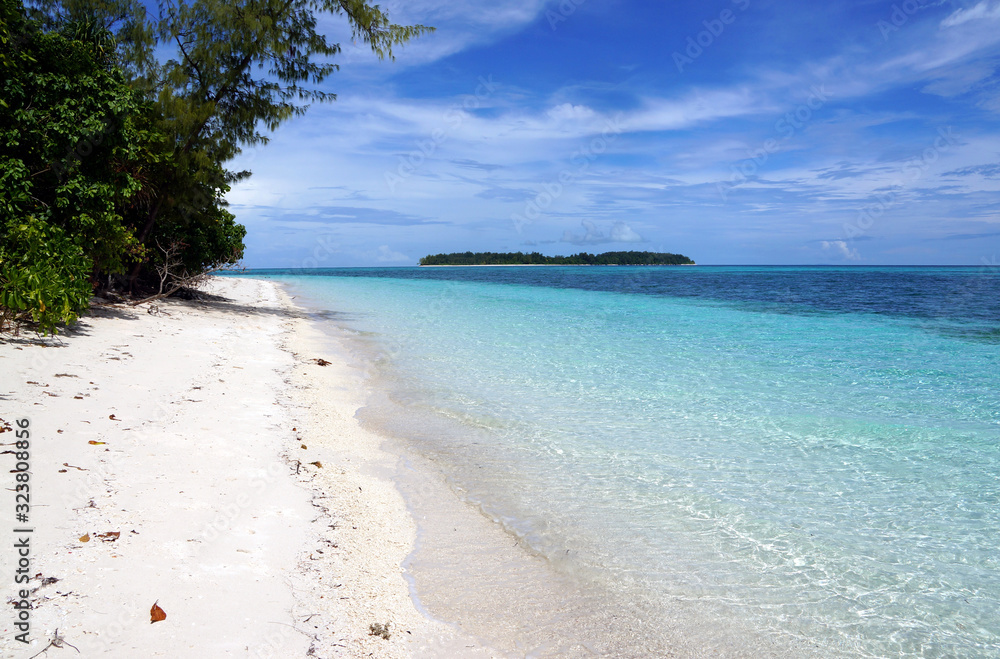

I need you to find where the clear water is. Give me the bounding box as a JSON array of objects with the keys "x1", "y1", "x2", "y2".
[{"x1": 239, "y1": 266, "x2": 1000, "y2": 657}]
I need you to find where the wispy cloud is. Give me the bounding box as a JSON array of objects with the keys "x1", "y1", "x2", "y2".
[
  {"x1": 373, "y1": 244, "x2": 411, "y2": 262},
  {"x1": 940, "y1": 1, "x2": 1000, "y2": 28},
  {"x1": 821, "y1": 240, "x2": 861, "y2": 261},
  {"x1": 944, "y1": 163, "x2": 1000, "y2": 178},
  {"x1": 562, "y1": 220, "x2": 644, "y2": 245},
  {"x1": 319, "y1": 0, "x2": 552, "y2": 69}
]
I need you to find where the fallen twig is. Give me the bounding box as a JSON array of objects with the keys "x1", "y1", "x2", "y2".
[{"x1": 28, "y1": 628, "x2": 79, "y2": 657}]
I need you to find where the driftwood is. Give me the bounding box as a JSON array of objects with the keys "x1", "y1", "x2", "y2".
[{"x1": 128, "y1": 240, "x2": 218, "y2": 307}]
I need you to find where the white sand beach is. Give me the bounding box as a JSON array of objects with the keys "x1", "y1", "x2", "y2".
[{"x1": 0, "y1": 276, "x2": 493, "y2": 658}]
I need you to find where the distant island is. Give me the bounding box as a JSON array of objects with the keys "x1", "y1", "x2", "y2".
[{"x1": 419, "y1": 251, "x2": 695, "y2": 266}]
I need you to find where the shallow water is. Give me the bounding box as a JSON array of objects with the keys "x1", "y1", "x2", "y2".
[{"x1": 240, "y1": 266, "x2": 1000, "y2": 657}]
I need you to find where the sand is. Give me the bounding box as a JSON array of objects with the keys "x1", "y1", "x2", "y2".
[{"x1": 0, "y1": 276, "x2": 493, "y2": 658}]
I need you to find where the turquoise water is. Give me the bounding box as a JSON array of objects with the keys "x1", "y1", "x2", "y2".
[{"x1": 242, "y1": 266, "x2": 1000, "y2": 656}]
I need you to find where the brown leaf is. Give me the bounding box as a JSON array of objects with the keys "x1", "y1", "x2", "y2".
[
  {"x1": 150, "y1": 601, "x2": 166, "y2": 623},
  {"x1": 310, "y1": 461, "x2": 323, "y2": 468},
  {"x1": 109, "y1": 414, "x2": 118, "y2": 421},
  {"x1": 313, "y1": 358, "x2": 331, "y2": 366},
  {"x1": 79, "y1": 533, "x2": 90, "y2": 543},
  {"x1": 73, "y1": 396, "x2": 84, "y2": 400},
  {"x1": 300, "y1": 444, "x2": 307, "y2": 449},
  {"x1": 88, "y1": 440, "x2": 106, "y2": 445},
  {"x1": 97, "y1": 532, "x2": 120, "y2": 542}
]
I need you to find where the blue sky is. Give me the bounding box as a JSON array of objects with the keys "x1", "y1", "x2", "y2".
[{"x1": 226, "y1": 0, "x2": 1000, "y2": 266}]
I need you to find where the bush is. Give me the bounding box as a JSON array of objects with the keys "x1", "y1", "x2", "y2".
[{"x1": 0, "y1": 218, "x2": 93, "y2": 332}]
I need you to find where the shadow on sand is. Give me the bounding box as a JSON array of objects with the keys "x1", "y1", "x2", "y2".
[{"x1": 1, "y1": 286, "x2": 357, "y2": 349}]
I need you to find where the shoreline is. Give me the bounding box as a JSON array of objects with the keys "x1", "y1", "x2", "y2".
[
  {"x1": 269, "y1": 275, "x2": 805, "y2": 658},
  {"x1": 0, "y1": 276, "x2": 489, "y2": 657}
]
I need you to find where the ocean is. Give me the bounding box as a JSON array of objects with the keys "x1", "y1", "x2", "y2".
[{"x1": 240, "y1": 265, "x2": 1000, "y2": 657}]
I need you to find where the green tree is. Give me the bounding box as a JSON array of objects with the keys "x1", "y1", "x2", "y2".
[
  {"x1": 0, "y1": 0, "x2": 151, "y2": 331},
  {"x1": 418, "y1": 251, "x2": 696, "y2": 266},
  {"x1": 27, "y1": 0, "x2": 156, "y2": 79},
  {"x1": 138, "y1": 0, "x2": 431, "y2": 250},
  {"x1": 38, "y1": 0, "x2": 433, "y2": 287}
]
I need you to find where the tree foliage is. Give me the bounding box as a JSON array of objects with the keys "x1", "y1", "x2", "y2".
[
  {"x1": 1, "y1": 0, "x2": 430, "y2": 332},
  {"x1": 1, "y1": 0, "x2": 148, "y2": 331},
  {"x1": 129, "y1": 0, "x2": 432, "y2": 255}
]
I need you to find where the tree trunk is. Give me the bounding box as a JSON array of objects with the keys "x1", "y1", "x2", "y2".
[{"x1": 128, "y1": 197, "x2": 165, "y2": 291}]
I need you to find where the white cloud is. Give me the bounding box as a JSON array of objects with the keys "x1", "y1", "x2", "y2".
[
  {"x1": 547, "y1": 103, "x2": 597, "y2": 122},
  {"x1": 326, "y1": 0, "x2": 552, "y2": 69},
  {"x1": 315, "y1": 85, "x2": 771, "y2": 160},
  {"x1": 821, "y1": 240, "x2": 861, "y2": 261},
  {"x1": 621, "y1": 88, "x2": 771, "y2": 133},
  {"x1": 375, "y1": 245, "x2": 410, "y2": 262},
  {"x1": 921, "y1": 60, "x2": 998, "y2": 97},
  {"x1": 609, "y1": 221, "x2": 643, "y2": 242},
  {"x1": 562, "y1": 220, "x2": 644, "y2": 245},
  {"x1": 941, "y1": 1, "x2": 1000, "y2": 28},
  {"x1": 871, "y1": 4, "x2": 1000, "y2": 78}
]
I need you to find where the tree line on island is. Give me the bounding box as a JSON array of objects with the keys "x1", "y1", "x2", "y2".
[
  {"x1": 0, "y1": 0, "x2": 430, "y2": 333},
  {"x1": 419, "y1": 251, "x2": 696, "y2": 266}
]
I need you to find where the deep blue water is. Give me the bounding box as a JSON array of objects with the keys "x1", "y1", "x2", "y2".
[{"x1": 249, "y1": 265, "x2": 1000, "y2": 337}]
